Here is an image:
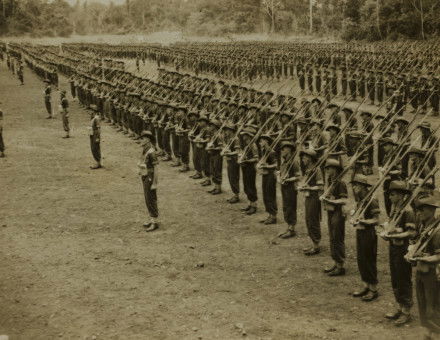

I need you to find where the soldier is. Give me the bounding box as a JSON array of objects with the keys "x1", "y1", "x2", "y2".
[
  {"x1": 376, "y1": 71, "x2": 384, "y2": 104},
  {"x1": 277, "y1": 141, "x2": 301, "y2": 239},
  {"x1": 341, "y1": 67, "x2": 347, "y2": 98},
  {"x1": 257, "y1": 134, "x2": 278, "y2": 225},
  {"x1": 379, "y1": 137, "x2": 402, "y2": 216},
  {"x1": 89, "y1": 110, "x2": 102, "y2": 169},
  {"x1": 380, "y1": 181, "x2": 416, "y2": 326},
  {"x1": 367, "y1": 70, "x2": 376, "y2": 105},
  {"x1": 297, "y1": 65, "x2": 305, "y2": 92},
  {"x1": 321, "y1": 158, "x2": 348, "y2": 276},
  {"x1": 60, "y1": 90, "x2": 70, "y2": 138},
  {"x1": 411, "y1": 194, "x2": 440, "y2": 340},
  {"x1": 0, "y1": 109, "x2": 4, "y2": 158},
  {"x1": 350, "y1": 174, "x2": 380, "y2": 302},
  {"x1": 206, "y1": 119, "x2": 223, "y2": 195},
  {"x1": 138, "y1": 130, "x2": 160, "y2": 232},
  {"x1": 238, "y1": 127, "x2": 258, "y2": 216},
  {"x1": 17, "y1": 63, "x2": 24, "y2": 85},
  {"x1": 69, "y1": 75, "x2": 76, "y2": 99},
  {"x1": 176, "y1": 108, "x2": 193, "y2": 173},
  {"x1": 299, "y1": 149, "x2": 323, "y2": 255},
  {"x1": 348, "y1": 68, "x2": 357, "y2": 100},
  {"x1": 44, "y1": 79, "x2": 52, "y2": 119},
  {"x1": 222, "y1": 122, "x2": 240, "y2": 204},
  {"x1": 189, "y1": 115, "x2": 208, "y2": 180}
]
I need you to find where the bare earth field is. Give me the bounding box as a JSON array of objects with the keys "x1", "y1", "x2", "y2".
[{"x1": 0, "y1": 62, "x2": 428, "y2": 339}]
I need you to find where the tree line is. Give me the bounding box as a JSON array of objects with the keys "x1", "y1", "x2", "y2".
[{"x1": 0, "y1": 0, "x2": 439, "y2": 40}]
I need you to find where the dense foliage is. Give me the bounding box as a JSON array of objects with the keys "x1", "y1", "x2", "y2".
[{"x1": 0, "y1": 0, "x2": 439, "y2": 40}]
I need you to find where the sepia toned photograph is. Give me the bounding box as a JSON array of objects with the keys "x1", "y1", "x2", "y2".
[{"x1": 0, "y1": 0, "x2": 440, "y2": 339}]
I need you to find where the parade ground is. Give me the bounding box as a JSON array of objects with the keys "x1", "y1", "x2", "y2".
[{"x1": 0, "y1": 61, "x2": 426, "y2": 339}]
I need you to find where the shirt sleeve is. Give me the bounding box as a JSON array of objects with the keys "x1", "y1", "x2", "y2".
[
  {"x1": 368, "y1": 198, "x2": 381, "y2": 217},
  {"x1": 404, "y1": 210, "x2": 416, "y2": 231},
  {"x1": 337, "y1": 181, "x2": 348, "y2": 198},
  {"x1": 431, "y1": 227, "x2": 440, "y2": 254},
  {"x1": 292, "y1": 161, "x2": 301, "y2": 177}
]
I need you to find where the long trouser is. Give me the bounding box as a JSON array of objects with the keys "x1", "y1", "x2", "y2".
[
  {"x1": 262, "y1": 172, "x2": 277, "y2": 216},
  {"x1": 327, "y1": 209, "x2": 345, "y2": 265},
  {"x1": 241, "y1": 163, "x2": 257, "y2": 203},
  {"x1": 389, "y1": 243, "x2": 413, "y2": 310},
  {"x1": 227, "y1": 158, "x2": 240, "y2": 195},
  {"x1": 281, "y1": 184, "x2": 297, "y2": 226},
  {"x1": 90, "y1": 137, "x2": 101, "y2": 163},
  {"x1": 416, "y1": 268, "x2": 440, "y2": 333},
  {"x1": 305, "y1": 194, "x2": 321, "y2": 244},
  {"x1": 356, "y1": 228, "x2": 378, "y2": 284},
  {"x1": 141, "y1": 175, "x2": 158, "y2": 218}
]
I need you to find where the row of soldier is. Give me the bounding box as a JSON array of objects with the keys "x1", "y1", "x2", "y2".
[
  {"x1": 67, "y1": 41, "x2": 440, "y2": 116},
  {"x1": 7, "y1": 42, "x2": 440, "y2": 339}
]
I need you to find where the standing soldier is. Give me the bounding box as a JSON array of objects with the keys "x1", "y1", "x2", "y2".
[
  {"x1": 44, "y1": 79, "x2": 52, "y2": 119},
  {"x1": 69, "y1": 75, "x2": 76, "y2": 99},
  {"x1": 206, "y1": 119, "x2": 223, "y2": 195},
  {"x1": 89, "y1": 110, "x2": 102, "y2": 169},
  {"x1": 277, "y1": 141, "x2": 301, "y2": 238},
  {"x1": 349, "y1": 68, "x2": 357, "y2": 101},
  {"x1": 367, "y1": 70, "x2": 376, "y2": 105},
  {"x1": 17, "y1": 63, "x2": 24, "y2": 85},
  {"x1": 410, "y1": 195, "x2": 440, "y2": 340},
  {"x1": 60, "y1": 90, "x2": 70, "y2": 138},
  {"x1": 138, "y1": 130, "x2": 160, "y2": 232},
  {"x1": 350, "y1": 174, "x2": 380, "y2": 301},
  {"x1": 341, "y1": 67, "x2": 347, "y2": 98},
  {"x1": 222, "y1": 122, "x2": 240, "y2": 204},
  {"x1": 257, "y1": 134, "x2": 278, "y2": 225},
  {"x1": 299, "y1": 149, "x2": 323, "y2": 255},
  {"x1": 380, "y1": 181, "x2": 416, "y2": 326},
  {"x1": 321, "y1": 159, "x2": 348, "y2": 276},
  {"x1": 0, "y1": 109, "x2": 5, "y2": 158},
  {"x1": 376, "y1": 71, "x2": 384, "y2": 104},
  {"x1": 238, "y1": 127, "x2": 259, "y2": 216}
]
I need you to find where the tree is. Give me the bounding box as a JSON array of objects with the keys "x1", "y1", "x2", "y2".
[{"x1": 261, "y1": 0, "x2": 282, "y2": 33}]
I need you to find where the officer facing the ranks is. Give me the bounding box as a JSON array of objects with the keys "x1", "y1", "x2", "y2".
[
  {"x1": 0, "y1": 109, "x2": 5, "y2": 158},
  {"x1": 60, "y1": 90, "x2": 70, "y2": 138},
  {"x1": 89, "y1": 110, "x2": 102, "y2": 169},
  {"x1": 44, "y1": 79, "x2": 52, "y2": 119},
  {"x1": 138, "y1": 130, "x2": 160, "y2": 232}
]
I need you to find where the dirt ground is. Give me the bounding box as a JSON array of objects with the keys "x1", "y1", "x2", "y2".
[{"x1": 0, "y1": 61, "x2": 429, "y2": 340}]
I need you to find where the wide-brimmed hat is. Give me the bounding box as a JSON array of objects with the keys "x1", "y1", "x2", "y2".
[
  {"x1": 141, "y1": 130, "x2": 155, "y2": 141},
  {"x1": 300, "y1": 149, "x2": 317, "y2": 159},
  {"x1": 350, "y1": 174, "x2": 372, "y2": 187},
  {"x1": 258, "y1": 133, "x2": 273, "y2": 144},
  {"x1": 325, "y1": 124, "x2": 341, "y2": 133},
  {"x1": 379, "y1": 137, "x2": 397, "y2": 146},
  {"x1": 388, "y1": 180, "x2": 411, "y2": 194},
  {"x1": 198, "y1": 115, "x2": 209, "y2": 123},
  {"x1": 221, "y1": 122, "x2": 236, "y2": 131},
  {"x1": 209, "y1": 119, "x2": 221, "y2": 129},
  {"x1": 414, "y1": 193, "x2": 440, "y2": 209},
  {"x1": 240, "y1": 127, "x2": 257, "y2": 138},
  {"x1": 324, "y1": 158, "x2": 343, "y2": 170},
  {"x1": 280, "y1": 141, "x2": 296, "y2": 150}
]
